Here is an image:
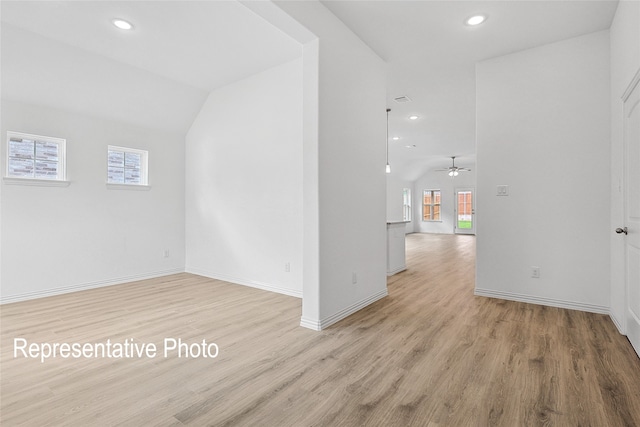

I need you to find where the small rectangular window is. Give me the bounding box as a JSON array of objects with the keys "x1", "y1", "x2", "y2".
[
  {"x1": 107, "y1": 146, "x2": 148, "y2": 185},
  {"x1": 6, "y1": 131, "x2": 66, "y2": 181},
  {"x1": 402, "y1": 188, "x2": 412, "y2": 221},
  {"x1": 423, "y1": 189, "x2": 441, "y2": 221}
]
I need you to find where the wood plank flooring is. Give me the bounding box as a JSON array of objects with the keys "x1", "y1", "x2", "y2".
[{"x1": 2, "y1": 233, "x2": 639, "y2": 426}]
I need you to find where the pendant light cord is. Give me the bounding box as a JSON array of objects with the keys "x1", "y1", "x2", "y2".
[{"x1": 386, "y1": 108, "x2": 391, "y2": 171}]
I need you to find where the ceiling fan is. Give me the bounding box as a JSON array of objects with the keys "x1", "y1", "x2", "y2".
[{"x1": 435, "y1": 156, "x2": 471, "y2": 177}]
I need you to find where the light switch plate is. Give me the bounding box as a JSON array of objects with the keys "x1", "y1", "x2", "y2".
[{"x1": 497, "y1": 185, "x2": 509, "y2": 196}]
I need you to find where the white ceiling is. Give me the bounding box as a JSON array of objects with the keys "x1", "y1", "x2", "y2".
[
  {"x1": 322, "y1": 0, "x2": 619, "y2": 180},
  {"x1": 1, "y1": 1, "x2": 619, "y2": 177},
  {"x1": 1, "y1": 0, "x2": 302, "y2": 133}
]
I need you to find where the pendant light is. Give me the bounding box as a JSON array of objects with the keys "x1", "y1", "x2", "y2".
[{"x1": 386, "y1": 108, "x2": 391, "y2": 173}]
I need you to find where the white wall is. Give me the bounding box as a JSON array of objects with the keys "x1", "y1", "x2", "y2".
[
  {"x1": 1, "y1": 100, "x2": 185, "y2": 302},
  {"x1": 275, "y1": 0, "x2": 388, "y2": 329},
  {"x1": 386, "y1": 174, "x2": 414, "y2": 233},
  {"x1": 476, "y1": 31, "x2": 611, "y2": 313},
  {"x1": 185, "y1": 59, "x2": 303, "y2": 297},
  {"x1": 609, "y1": 1, "x2": 640, "y2": 332},
  {"x1": 413, "y1": 169, "x2": 476, "y2": 234}
]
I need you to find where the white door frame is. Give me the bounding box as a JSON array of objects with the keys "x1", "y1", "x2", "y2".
[
  {"x1": 454, "y1": 187, "x2": 475, "y2": 235},
  {"x1": 622, "y1": 68, "x2": 640, "y2": 358}
]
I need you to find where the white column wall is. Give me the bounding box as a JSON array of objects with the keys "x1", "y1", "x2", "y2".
[
  {"x1": 475, "y1": 31, "x2": 611, "y2": 312},
  {"x1": 275, "y1": 1, "x2": 388, "y2": 329}
]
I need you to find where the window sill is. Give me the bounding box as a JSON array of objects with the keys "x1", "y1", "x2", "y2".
[
  {"x1": 3, "y1": 177, "x2": 70, "y2": 187},
  {"x1": 106, "y1": 183, "x2": 151, "y2": 191}
]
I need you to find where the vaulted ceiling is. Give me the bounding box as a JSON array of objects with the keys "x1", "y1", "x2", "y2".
[
  {"x1": 1, "y1": 1, "x2": 619, "y2": 180},
  {"x1": 1, "y1": 1, "x2": 302, "y2": 133}
]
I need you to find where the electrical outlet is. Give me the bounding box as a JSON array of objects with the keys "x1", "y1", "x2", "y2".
[
  {"x1": 352, "y1": 272, "x2": 358, "y2": 284},
  {"x1": 531, "y1": 266, "x2": 540, "y2": 278},
  {"x1": 497, "y1": 185, "x2": 509, "y2": 196},
  {"x1": 285, "y1": 262, "x2": 290, "y2": 273}
]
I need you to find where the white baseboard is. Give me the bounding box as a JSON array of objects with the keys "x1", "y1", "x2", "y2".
[
  {"x1": 387, "y1": 266, "x2": 406, "y2": 276},
  {"x1": 0, "y1": 268, "x2": 184, "y2": 304},
  {"x1": 628, "y1": 309, "x2": 640, "y2": 359},
  {"x1": 299, "y1": 316, "x2": 322, "y2": 331},
  {"x1": 185, "y1": 267, "x2": 302, "y2": 298},
  {"x1": 474, "y1": 288, "x2": 609, "y2": 315},
  {"x1": 610, "y1": 312, "x2": 626, "y2": 334},
  {"x1": 300, "y1": 288, "x2": 389, "y2": 331}
]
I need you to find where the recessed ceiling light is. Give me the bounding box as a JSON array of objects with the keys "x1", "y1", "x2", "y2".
[
  {"x1": 392, "y1": 137, "x2": 400, "y2": 141},
  {"x1": 409, "y1": 115, "x2": 419, "y2": 120},
  {"x1": 465, "y1": 15, "x2": 487, "y2": 26},
  {"x1": 112, "y1": 19, "x2": 134, "y2": 30}
]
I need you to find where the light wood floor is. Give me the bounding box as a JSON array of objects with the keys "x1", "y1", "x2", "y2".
[{"x1": 2, "y1": 233, "x2": 639, "y2": 426}]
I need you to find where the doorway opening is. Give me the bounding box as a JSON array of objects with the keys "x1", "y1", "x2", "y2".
[{"x1": 455, "y1": 188, "x2": 475, "y2": 235}]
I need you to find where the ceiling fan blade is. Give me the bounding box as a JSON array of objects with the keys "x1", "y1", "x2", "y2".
[
  {"x1": 458, "y1": 168, "x2": 471, "y2": 171},
  {"x1": 434, "y1": 168, "x2": 450, "y2": 171}
]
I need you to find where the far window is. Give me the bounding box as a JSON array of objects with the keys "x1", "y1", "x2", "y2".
[
  {"x1": 403, "y1": 188, "x2": 412, "y2": 221},
  {"x1": 423, "y1": 189, "x2": 441, "y2": 221},
  {"x1": 6, "y1": 131, "x2": 66, "y2": 181},
  {"x1": 107, "y1": 146, "x2": 148, "y2": 185}
]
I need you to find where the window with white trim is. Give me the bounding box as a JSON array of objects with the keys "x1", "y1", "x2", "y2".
[
  {"x1": 403, "y1": 188, "x2": 412, "y2": 221},
  {"x1": 423, "y1": 189, "x2": 441, "y2": 221},
  {"x1": 6, "y1": 131, "x2": 66, "y2": 181},
  {"x1": 107, "y1": 146, "x2": 148, "y2": 185}
]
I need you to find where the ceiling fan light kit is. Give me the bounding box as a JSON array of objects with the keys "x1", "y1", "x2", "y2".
[{"x1": 436, "y1": 156, "x2": 471, "y2": 178}]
